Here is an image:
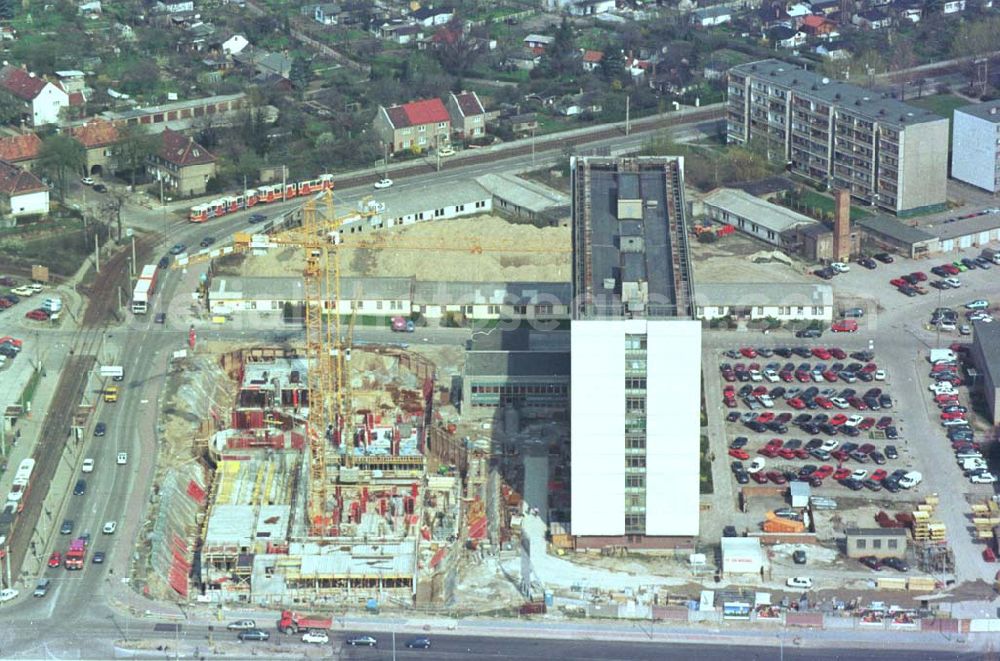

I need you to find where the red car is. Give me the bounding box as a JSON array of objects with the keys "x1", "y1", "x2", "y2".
[
  {"x1": 815, "y1": 396, "x2": 834, "y2": 409},
  {"x1": 729, "y1": 448, "x2": 750, "y2": 460},
  {"x1": 25, "y1": 309, "x2": 49, "y2": 321},
  {"x1": 861, "y1": 363, "x2": 877, "y2": 374},
  {"x1": 830, "y1": 413, "x2": 848, "y2": 426},
  {"x1": 858, "y1": 443, "x2": 876, "y2": 454},
  {"x1": 813, "y1": 465, "x2": 835, "y2": 479},
  {"x1": 911, "y1": 271, "x2": 927, "y2": 282},
  {"x1": 812, "y1": 347, "x2": 832, "y2": 360},
  {"x1": 796, "y1": 371, "x2": 812, "y2": 383},
  {"x1": 723, "y1": 397, "x2": 737, "y2": 408},
  {"x1": 833, "y1": 468, "x2": 852, "y2": 480},
  {"x1": 766, "y1": 470, "x2": 787, "y2": 484},
  {"x1": 942, "y1": 264, "x2": 960, "y2": 275},
  {"x1": 779, "y1": 370, "x2": 794, "y2": 382},
  {"x1": 871, "y1": 469, "x2": 888, "y2": 481},
  {"x1": 889, "y1": 278, "x2": 907, "y2": 288},
  {"x1": 0, "y1": 336, "x2": 22, "y2": 348},
  {"x1": 740, "y1": 347, "x2": 758, "y2": 358},
  {"x1": 722, "y1": 369, "x2": 736, "y2": 382},
  {"x1": 766, "y1": 438, "x2": 784, "y2": 448},
  {"x1": 941, "y1": 411, "x2": 966, "y2": 420},
  {"x1": 751, "y1": 472, "x2": 768, "y2": 484},
  {"x1": 778, "y1": 447, "x2": 797, "y2": 459},
  {"x1": 875, "y1": 416, "x2": 893, "y2": 429},
  {"x1": 848, "y1": 397, "x2": 868, "y2": 410},
  {"x1": 0, "y1": 299, "x2": 12, "y2": 309},
  {"x1": 48, "y1": 552, "x2": 62, "y2": 568},
  {"x1": 758, "y1": 446, "x2": 779, "y2": 458},
  {"x1": 829, "y1": 347, "x2": 847, "y2": 360},
  {"x1": 794, "y1": 448, "x2": 810, "y2": 459},
  {"x1": 934, "y1": 394, "x2": 959, "y2": 404},
  {"x1": 858, "y1": 417, "x2": 876, "y2": 431},
  {"x1": 757, "y1": 412, "x2": 775, "y2": 423},
  {"x1": 788, "y1": 397, "x2": 806, "y2": 410},
  {"x1": 831, "y1": 450, "x2": 850, "y2": 462},
  {"x1": 823, "y1": 370, "x2": 839, "y2": 382},
  {"x1": 831, "y1": 320, "x2": 858, "y2": 333}
]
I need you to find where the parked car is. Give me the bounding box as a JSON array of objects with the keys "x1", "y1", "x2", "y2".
[
  {"x1": 238, "y1": 629, "x2": 271, "y2": 642},
  {"x1": 346, "y1": 635, "x2": 378, "y2": 647},
  {"x1": 874, "y1": 253, "x2": 894, "y2": 263},
  {"x1": 785, "y1": 577, "x2": 813, "y2": 589},
  {"x1": 373, "y1": 178, "x2": 393, "y2": 190},
  {"x1": 227, "y1": 620, "x2": 258, "y2": 631},
  {"x1": 405, "y1": 637, "x2": 432, "y2": 649}
]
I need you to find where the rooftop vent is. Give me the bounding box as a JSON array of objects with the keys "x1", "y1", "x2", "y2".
[
  {"x1": 862, "y1": 96, "x2": 870, "y2": 102},
  {"x1": 811, "y1": 84, "x2": 817, "y2": 90},
  {"x1": 854, "y1": 100, "x2": 861, "y2": 106},
  {"x1": 834, "y1": 92, "x2": 841, "y2": 100},
  {"x1": 821, "y1": 77, "x2": 830, "y2": 84},
  {"x1": 792, "y1": 78, "x2": 798, "y2": 84},
  {"x1": 991, "y1": 107, "x2": 999, "y2": 115},
  {"x1": 602, "y1": 278, "x2": 615, "y2": 290}
]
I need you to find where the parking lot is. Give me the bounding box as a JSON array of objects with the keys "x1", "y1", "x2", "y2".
[{"x1": 702, "y1": 244, "x2": 1000, "y2": 592}]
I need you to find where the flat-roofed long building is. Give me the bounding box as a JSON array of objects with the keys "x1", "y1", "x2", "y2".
[
  {"x1": 570, "y1": 156, "x2": 700, "y2": 549},
  {"x1": 727, "y1": 59, "x2": 948, "y2": 216}
]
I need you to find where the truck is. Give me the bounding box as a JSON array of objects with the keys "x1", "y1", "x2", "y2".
[
  {"x1": 64, "y1": 538, "x2": 86, "y2": 569},
  {"x1": 132, "y1": 264, "x2": 158, "y2": 314},
  {"x1": 277, "y1": 610, "x2": 332, "y2": 634},
  {"x1": 103, "y1": 386, "x2": 119, "y2": 403},
  {"x1": 929, "y1": 349, "x2": 957, "y2": 364},
  {"x1": 99, "y1": 365, "x2": 124, "y2": 382},
  {"x1": 982, "y1": 248, "x2": 1000, "y2": 265},
  {"x1": 391, "y1": 316, "x2": 414, "y2": 332}
]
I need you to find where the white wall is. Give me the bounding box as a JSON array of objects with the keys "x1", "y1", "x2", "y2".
[
  {"x1": 952, "y1": 110, "x2": 999, "y2": 193},
  {"x1": 696, "y1": 303, "x2": 832, "y2": 322},
  {"x1": 10, "y1": 189, "x2": 48, "y2": 216},
  {"x1": 645, "y1": 321, "x2": 701, "y2": 537},
  {"x1": 32, "y1": 83, "x2": 68, "y2": 125},
  {"x1": 570, "y1": 320, "x2": 626, "y2": 537}
]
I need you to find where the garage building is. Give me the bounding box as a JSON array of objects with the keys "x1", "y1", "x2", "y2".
[
  {"x1": 693, "y1": 283, "x2": 833, "y2": 322},
  {"x1": 931, "y1": 214, "x2": 1000, "y2": 253},
  {"x1": 721, "y1": 537, "x2": 765, "y2": 575},
  {"x1": 855, "y1": 215, "x2": 938, "y2": 258}
]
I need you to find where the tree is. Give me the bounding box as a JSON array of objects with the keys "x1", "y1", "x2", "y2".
[
  {"x1": 538, "y1": 18, "x2": 577, "y2": 77},
  {"x1": 952, "y1": 17, "x2": 1000, "y2": 96},
  {"x1": 112, "y1": 124, "x2": 160, "y2": 188},
  {"x1": 38, "y1": 135, "x2": 85, "y2": 201},
  {"x1": 240, "y1": 107, "x2": 271, "y2": 157},
  {"x1": 289, "y1": 55, "x2": 312, "y2": 91},
  {"x1": 0, "y1": 93, "x2": 23, "y2": 126},
  {"x1": 0, "y1": 0, "x2": 16, "y2": 20},
  {"x1": 599, "y1": 49, "x2": 627, "y2": 85}
]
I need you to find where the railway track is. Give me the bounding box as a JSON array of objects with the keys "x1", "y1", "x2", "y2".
[{"x1": 7, "y1": 326, "x2": 104, "y2": 584}]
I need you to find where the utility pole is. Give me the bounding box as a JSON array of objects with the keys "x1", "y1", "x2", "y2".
[
  {"x1": 160, "y1": 178, "x2": 166, "y2": 249},
  {"x1": 94, "y1": 233, "x2": 100, "y2": 273},
  {"x1": 131, "y1": 235, "x2": 136, "y2": 276},
  {"x1": 4, "y1": 541, "x2": 10, "y2": 589},
  {"x1": 625, "y1": 94, "x2": 631, "y2": 136},
  {"x1": 282, "y1": 165, "x2": 287, "y2": 201},
  {"x1": 531, "y1": 128, "x2": 536, "y2": 166}
]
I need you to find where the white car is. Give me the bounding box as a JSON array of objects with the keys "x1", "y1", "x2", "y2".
[
  {"x1": 944, "y1": 277, "x2": 962, "y2": 288},
  {"x1": 830, "y1": 397, "x2": 850, "y2": 409},
  {"x1": 831, "y1": 262, "x2": 850, "y2": 273},
  {"x1": 0, "y1": 588, "x2": 18, "y2": 603},
  {"x1": 960, "y1": 325, "x2": 972, "y2": 336},
  {"x1": 874, "y1": 370, "x2": 886, "y2": 381},
  {"x1": 11, "y1": 286, "x2": 33, "y2": 297},
  {"x1": 302, "y1": 631, "x2": 330, "y2": 644},
  {"x1": 898, "y1": 471, "x2": 922, "y2": 489},
  {"x1": 943, "y1": 418, "x2": 971, "y2": 427},
  {"x1": 103, "y1": 521, "x2": 117, "y2": 534},
  {"x1": 851, "y1": 469, "x2": 868, "y2": 481},
  {"x1": 820, "y1": 439, "x2": 839, "y2": 452},
  {"x1": 785, "y1": 577, "x2": 813, "y2": 589},
  {"x1": 757, "y1": 395, "x2": 774, "y2": 408},
  {"x1": 763, "y1": 369, "x2": 779, "y2": 383},
  {"x1": 117, "y1": 452, "x2": 128, "y2": 465},
  {"x1": 81, "y1": 458, "x2": 94, "y2": 473},
  {"x1": 749, "y1": 369, "x2": 763, "y2": 382},
  {"x1": 81, "y1": 176, "x2": 95, "y2": 186},
  {"x1": 844, "y1": 415, "x2": 865, "y2": 427},
  {"x1": 437, "y1": 145, "x2": 455, "y2": 157},
  {"x1": 373, "y1": 178, "x2": 393, "y2": 190},
  {"x1": 748, "y1": 458, "x2": 766, "y2": 474},
  {"x1": 938, "y1": 321, "x2": 956, "y2": 332},
  {"x1": 966, "y1": 299, "x2": 989, "y2": 310},
  {"x1": 929, "y1": 382, "x2": 957, "y2": 395},
  {"x1": 971, "y1": 473, "x2": 997, "y2": 484}
]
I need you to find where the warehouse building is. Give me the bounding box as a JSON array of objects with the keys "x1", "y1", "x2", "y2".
[
  {"x1": 701, "y1": 188, "x2": 818, "y2": 248},
  {"x1": 969, "y1": 319, "x2": 1000, "y2": 424},
  {"x1": 855, "y1": 215, "x2": 939, "y2": 258},
  {"x1": 727, "y1": 60, "x2": 948, "y2": 215},
  {"x1": 952, "y1": 100, "x2": 1000, "y2": 193},
  {"x1": 693, "y1": 283, "x2": 834, "y2": 322},
  {"x1": 570, "y1": 156, "x2": 700, "y2": 550},
  {"x1": 341, "y1": 181, "x2": 493, "y2": 235},
  {"x1": 475, "y1": 172, "x2": 570, "y2": 224}
]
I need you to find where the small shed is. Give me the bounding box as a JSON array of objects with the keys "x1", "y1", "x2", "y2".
[
  {"x1": 721, "y1": 537, "x2": 765, "y2": 575},
  {"x1": 790, "y1": 482, "x2": 811, "y2": 508}
]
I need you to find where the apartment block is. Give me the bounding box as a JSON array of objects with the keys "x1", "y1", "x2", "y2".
[
  {"x1": 727, "y1": 59, "x2": 948, "y2": 215},
  {"x1": 570, "y1": 156, "x2": 700, "y2": 550},
  {"x1": 952, "y1": 100, "x2": 1000, "y2": 193}
]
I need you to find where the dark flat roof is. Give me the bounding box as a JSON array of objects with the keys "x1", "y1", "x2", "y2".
[
  {"x1": 957, "y1": 100, "x2": 1000, "y2": 124},
  {"x1": 855, "y1": 215, "x2": 937, "y2": 246},
  {"x1": 465, "y1": 351, "x2": 570, "y2": 378},
  {"x1": 469, "y1": 327, "x2": 570, "y2": 352}
]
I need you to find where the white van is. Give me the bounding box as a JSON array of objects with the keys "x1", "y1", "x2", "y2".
[
  {"x1": 898, "y1": 471, "x2": 923, "y2": 489},
  {"x1": 929, "y1": 349, "x2": 956, "y2": 364},
  {"x1": 41, "y1": 297, "x2": 62, "y2": 313}
]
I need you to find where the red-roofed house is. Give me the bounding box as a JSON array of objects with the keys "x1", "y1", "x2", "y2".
[
  {"x1": 0, "y1": 133, "x2": 41, "y2": 170},
  {"x1": 373, "y1": 98, "x2": 451, "y2": 153},
  {"x1": 800, "y1": 14, "x2": 836, "y2": 36},
  {"x1": 581, "y1": 49, "x2": 604, "y2": 72},
  {"x1": 148, "y1": 128, "x2": 216, "y2": 196},
  {"x1": 69, "y1": 119, "x2": 119, "y2": 176},
  {"x1": 445, "y1": 91, "x2": 486, "y2": 140},
  {"x1": 0, "y1": 160, "x2": 49, "y2": 216},
  {"x1": 0, "y1": 66, "x2": 69, "y2": 126}
]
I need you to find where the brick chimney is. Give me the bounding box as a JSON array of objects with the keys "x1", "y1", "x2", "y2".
[{"x1": 833, "y1": 189, "x2": 851, "y2": 261}]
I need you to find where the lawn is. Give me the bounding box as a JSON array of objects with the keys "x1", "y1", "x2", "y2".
[{"x1": 797, "y1": 190, "x2": 872, "y2": 221}]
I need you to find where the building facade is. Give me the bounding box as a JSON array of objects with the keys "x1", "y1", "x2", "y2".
[
  {"x1": 951, "y1": 100, "x2": 1000, "y2": 193},
  {"x1": 701, "y1": 187, "x2": 817, "y2": 247},
  {"x1": 844, "y1": 527, "x2": 907, "y2": 559},
  {"x1": 693, "y1": 283, "x2": 834, "y2": 322},
  {"x1": 570, "y1": 156, "x2": 700, "y2": 549},
  {"x1": 373, "y1": 98, "x2": 451, "y2": 154},
  {"x1": 0, "y1": 160, "x2": 49, "y2": 216},
  {"x1": 0, "y1": 133, "x2": 41, "y2": 171},
  {"x1": 727, "y1": 59, "x2": 949, "y2": 215},
  {"x1": 445, "y1": 91, "x2": 487, "y2": 140},
  {"x1": 148, "y1": 128, "x2": 216, "y2": 196},
  {"x1": 969, "y1": 319, "x2": 1000, "y2": 424},
  {"x1": 69, "y1": 119, "x2": 119, "y2": 176},
  {"x1": 0, "y1": 66, "x2": 69, "y2": 126}
]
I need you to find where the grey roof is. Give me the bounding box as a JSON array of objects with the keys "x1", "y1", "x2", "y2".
[
  {"x1": 373, "y1": 181, "x2": 490, "y2": 221},
  {"x1": 702, "y1": 188, "x2": 818, "y2": 234},
  {"x1": 929, "y1": 213, "x2": 1000, "y2": 241},
  {"x1": 469, "y1": 327, "x2": 571, "y2": 352},
  {"x1": 956, "y1": 100, "x2": 1000, "y2": 124},
  {"x1": 101, "y1": 93, "x2": 245, "y2": 121},
  {"x1": 214, "y1": 276, "x2": 415, "y2": 300},
  {"x1": 413, "y1": 281, "x2": 570, "y2": 306},
  {"x1": 844, "y1": 527, "x2": 908, "y2": 537},
  {"x1": 730, "y1": 176, "x2": 796, "y2": 197},
  {"x1": 855, "y1": 215, "x2": 937, "y2": 246},
  {"x1": 475, "y1": 173, "x2": 569, "y2": 213},
  {"x1": 973, "y1": 319, "x2": 1000, "y2": 382},
  {"x1": 732, "y1": 59, "x2": 944, "y2": 128},
  {"x1": 694, "y1": 283, "x2": 833, "y2": 308},
  {"x1": 465, "y1": 351, "x2": 570, "y2": 378},
  {"x1": 693, "y1": 5, "x2": 732, "y2": 17}
]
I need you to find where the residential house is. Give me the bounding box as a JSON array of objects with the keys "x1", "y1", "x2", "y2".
[
  {"x1": 757, "y1": 2, "x2": 790, "y2": 28},
  {"x1": 624, "y1": 54, "x2": 651, "y2": 81},
  {"x1": 69, "y1": 119, "x2": 119, "y2": 177},
  {"x1": 508, "y1": 49, "x2": 541, "y2": 71},
  {"x1": 411, "y1": 5, "x2": 453, "y2": 26},
  {"x1": 767, "y1": 25, "x2": 806, "y2": 48},
  {"x1": 810, "y1": 0, "x2": 840, "y2": 16},
  {"x1": 446, "y1": 91, "x2": 487, "y2": 140},
  {"x1": 148, "y1": 128, "x2": 216, "y2": 197},
  {"x1": 0, "y1": 66, "x2": 69, "y2": 126},
  {"x1": 0, "y1": 160, "x2": 48, "y2": 216},
  {"x1": 524, "y1": 34, "x2": 555, "y2": 54},
  {"x1": 691, "y1": 5, "x2": 733, "y2": 25},
  {"x1": 650, "y1": 65, "x2": 694, "y2": 95},
  {"x1": 375, "y1": 21, "x2": 424, "y2": 44},
  {"x1": 373, "y1": 98, "x2": 451, "y2": 154},
  {"x1": 256, "y1": 52, "x2": 292, "y2": 78},
  {"x1": 312, "y1": 3, "x2": 341, "y2": 25},
  {"x1": 156, "y1": 0, "x2": 194, "y2": 12},
  {"x1": 799, "y1": 14, "x2": 835, "y2": 36},
  {"x1": 221, "y1": 34, "x2": 250, "y2": 56},
  {"x1": 942, "y1": 0, "x2": 966, "y2": 12},
  {"x1": 581, "y1": 49, "x2": 604, "y2": 72},
  {"x1": 0, "y1": 133, "x2": 41, "y2": 171},
  {"x1": 815, "y1": 39, "x2": 851, "y2": 59},
  {"x1": 0, "y1": 26, "x2": 16, "y2": 41},
  {"x1": 508, "y1": 113, "x2": 539, "y2": 136},
  {"x1": 555, "y1": 92, "x2": 602, "y2": 117},
  {"x1": 78, "y1": 0, "x2": 102, "y2": 15},
  {"x1": 549, "y1": 0, "x2": 616, "y2": 14},
  {"x1": 852, "y1": 8, "x2": 892, "y2": 29}
]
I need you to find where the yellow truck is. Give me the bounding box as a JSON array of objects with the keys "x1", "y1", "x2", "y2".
[{"x1": 103, "y1": 386, "x2": 119, "y2": 403}]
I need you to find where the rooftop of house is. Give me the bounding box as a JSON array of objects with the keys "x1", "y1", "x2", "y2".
[
  {"x1": 69, "y1": 119, "x2": 118, "y2": 149},
  {"x1": 582, "y1": 49, "x2": 604, "y2": 63},
  {"x1": 411, "y1": 5, "x2": 452, "y2": 19},
  {"x1": 801, "y1": 14, "x2": 830, "y2": 26},
  {"x1": 158, "y1": 128, "x2": 216, "y2": 167},
  {"x1": 450, "y1": 91, "x2": 484, "y2": 117},
  {"x1": 0, "y1": 66, "x2": 50, "y2": 101},
  {"x1": 0, "y1": 133, "x2": 41, "y2": 162},
  {"x1": 0, "y1": 160, "x2": 46, "y2": 195},
  {"x1": 383, "y1": 97, "x2": 450, "y2": 128},
  {"x1": 732, "y1": 59, "x2": 945, "y2": 128}
]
